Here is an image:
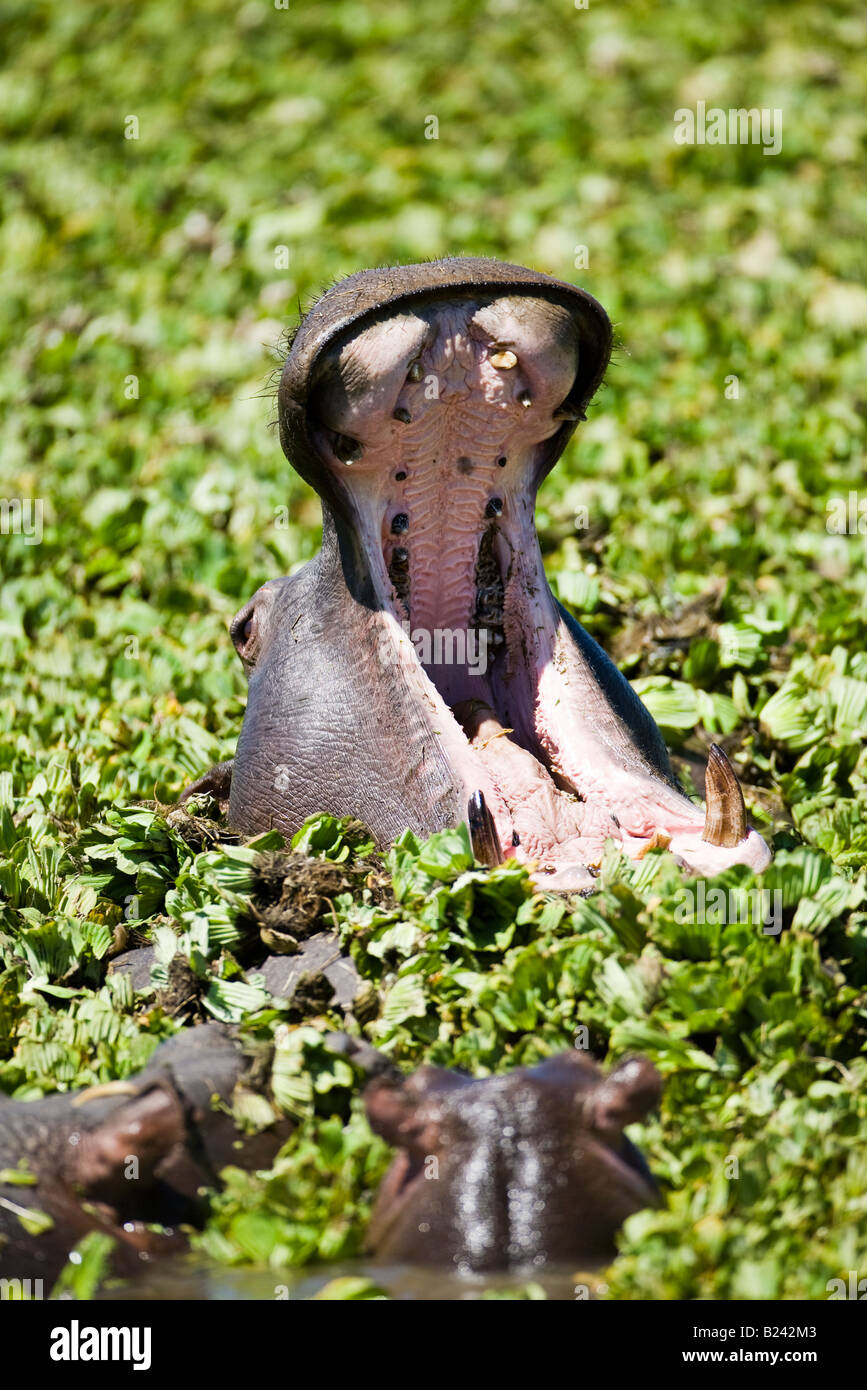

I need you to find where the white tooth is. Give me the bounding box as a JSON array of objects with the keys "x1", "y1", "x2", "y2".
[{"x1": 490, "y1": 350, "x2": 518, "y2": 370}]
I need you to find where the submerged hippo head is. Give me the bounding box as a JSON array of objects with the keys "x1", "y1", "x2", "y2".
[
  {"x1": 0, "y1": 1025, "x2": 290, "y2": 1283},
  {"x1": 189, "y1": 257, "x2": 770, "y2": 887},
  {"x1": 364, "y1": 1050, "x2": 662, "y2": 1271}
]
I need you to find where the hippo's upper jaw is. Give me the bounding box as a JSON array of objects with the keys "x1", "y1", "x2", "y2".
[{"x1": 220, "y1": 258, "x2": 771, "y2": 888}]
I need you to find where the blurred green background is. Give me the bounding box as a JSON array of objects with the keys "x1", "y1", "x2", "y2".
[{"x1": 1, "y1": 0, "x2": 866, "y2": 1300}]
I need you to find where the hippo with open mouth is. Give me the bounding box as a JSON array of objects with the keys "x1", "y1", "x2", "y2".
[{"x1": 184, "y1": 258, "x2": 771, "y2": 890}]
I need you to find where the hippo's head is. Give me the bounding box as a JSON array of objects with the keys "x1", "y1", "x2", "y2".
[
  {"x1": 364, "y1": 1050, "x2": 662, "y2": 1272},
  {"x1": 191, "y1": 257, "x2": 771, "y2": 889},
  {"x1": 0, "y1": 1025, "x2": 291, "y2": 1283}
]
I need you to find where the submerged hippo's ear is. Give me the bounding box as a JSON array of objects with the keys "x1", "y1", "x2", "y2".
[
  {"x1": 364, "y1": 1067, "x2": 468, "y2": 1154},
  {"x1": 584, "y1": 1056, "x2": 662, "y2": 1140},
  {"x1": 364, "y1": 1078, "x2": 415, "y2": 1148},
  {"x1": 65, "y1": 1084, "x2": 186, "y2": 1200}
]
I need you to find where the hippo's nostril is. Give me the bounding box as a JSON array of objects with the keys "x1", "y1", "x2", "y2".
[{"x1": 333, "y1": 433, "x2": 363, "y2": 463}]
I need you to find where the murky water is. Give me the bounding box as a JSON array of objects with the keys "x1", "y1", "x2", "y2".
[{"x1": 97, "y1": 1253, "x2": 595, "y2": 1301}]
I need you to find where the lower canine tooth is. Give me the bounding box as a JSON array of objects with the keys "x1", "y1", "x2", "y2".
[
  {"x1": 702, "y1": 743, "x2": 748, "y2": 848},
  {"x1": 467, "y1": 790, "x2": 503, "y2": 867}
]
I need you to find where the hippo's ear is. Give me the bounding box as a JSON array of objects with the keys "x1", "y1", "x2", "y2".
[
  {"x1": 364, "y1": 1067, "x2": 468, "y2": 1152},
  {"x1": 364, "y1": 1078, "x2": 415, "y2": 1148},
  {"x1": 585, "y1": 1056, "x2": 662, "y2": 1140},
  {"x1": 66, "y1": 1085, "x2": 186, "y2": 1200}
]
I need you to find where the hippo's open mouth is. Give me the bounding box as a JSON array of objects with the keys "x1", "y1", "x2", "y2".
[
  {"x1": 297, "y1": 284, "x2": 770, "y2": 889},
  {"x1": 200, "y1": 259, "x2": 771, "y2": 890}
]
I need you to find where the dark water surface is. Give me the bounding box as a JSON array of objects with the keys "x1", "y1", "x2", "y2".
[{"x1": 97, "y1": 1253, "x2": 591, "y2": 1301}]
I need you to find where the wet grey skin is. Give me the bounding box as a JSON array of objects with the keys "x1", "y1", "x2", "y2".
[
  {"x1": 183, "y1": 257, "x2": 771, "y2": 889},
  {"x1": 0, "y1": 1025, "x2": 291, "y2": 1283},
  {"x1": 364, "y1": 1050, "x2": 662, "y2": 1271}
]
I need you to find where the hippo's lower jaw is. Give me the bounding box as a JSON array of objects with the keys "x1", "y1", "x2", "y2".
[
  {"x1": 360, "y1": 572, "x2": 770, "y2": 892},
  {"x1": 299, "y1": 292, "x2": 770, "y2": 889}
]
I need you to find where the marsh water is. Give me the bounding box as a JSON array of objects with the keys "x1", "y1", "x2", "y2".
[{"x1": 97, "y1": 1253, "x2": 594, "y2": 1301}]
